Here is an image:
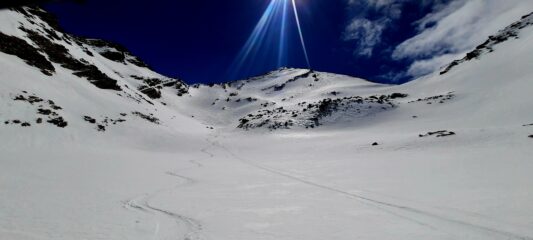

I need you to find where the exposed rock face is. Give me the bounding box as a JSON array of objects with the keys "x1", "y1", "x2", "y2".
[
  {"x1": 132, "y1": 75, "x2": 189, "y2": 99},
  {"x1": 441, "y1": 12, "x2": 533, "y2": 75},
  {"x1": 1, "y1": 6, "x2": 190, "y2": 102},
  {"x1": 81, "y1": 38, "x2": 152, "y2": 69},
  {"x1": 237, "y1": 93, "x2": 407, "y2": 130},
  {"x1": 0, "y1": 32, "x2": 55, "y2": 75},
  {"x1": 20, "y1": 27, "x2": 122, "y2": 90}
]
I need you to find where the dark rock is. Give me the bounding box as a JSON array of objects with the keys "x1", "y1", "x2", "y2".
[
  {"x1": 390, "y1": 93, "x2": 408, "y2": 99},
  {"x1": 25, "y1": 7, "x2": 62, "y2": 30},
  {"x1": 139, "y1": 86, "x2": 161, "y2": 99},
  {"x1": 21, "y1": 27, "x2": 121, "y2": 91},
  {"x1": 37, "y1": 108, "x2": 52, "y2": 115},
  {"x1": 132, "y1": 111, "x2": 160, "y2": 124},
  {"x1": 529, "y1": 135, "x2": 533, "y2": 138},
  {"x1": 27, "y1": 96, "x2": 44, "y2": 104},
  {"x1": 50, "y1": 104, "x2": 62, "y2": 110},
  {"x1": 81, "y1": 38, "x2": 151, "y2": 68},
  {"x1": 238, "y1": 118, "x2": 250, "y2": 128},
  {"x1": 441, "y1": 12, "x2": 533, "y2": 75},
  {"x1": 21, "y1": 122, "x2": 31, "y2": 127},
  {"x1": 47, "y1": 117, "x2": 67, "y2": 128},
  {"x1": 36, "y1": 118, "x2": 42, "y2": 124},
  {"x1": 100, "y1": 51, "x2": 125, "y2": 62},
  {"x1": 83, "y1": 116, "x2": 96, "y2": 124},
  {"x1": 372, "y1": 142, "x2": 379, "y2": 146},
  {"x1": 83, "y1": 48, "x2": 93, "y2": 56},
  {"x1": 0, "y1": 32, "x2": 55, "y2": 75},
  {"x1": 97, "y1": 125, "x2": 106, "y2": 132},
  {"x1": 14, "y1": 95, "x2": 26, "y2": 101},
  {"x1": 274, "y1": 84, "x2": 286, "y2": 91},
  {"x1": 420, "y1": 130, "x2": 456, "y2": 138}
]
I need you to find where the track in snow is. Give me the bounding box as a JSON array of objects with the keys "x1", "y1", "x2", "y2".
[
  {"x1": 122, "y1": 140, "x2": 216, "y2": 240},
  {"x1": 209, "y1": 133, "x2": 533, "y2": 240}
]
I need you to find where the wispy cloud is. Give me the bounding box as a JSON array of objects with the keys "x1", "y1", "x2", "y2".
[
  {"x1": 343, "y1": 0, "x2": 533, "y2": 80},
  {"x1": 393, "y1": 0, "x2": 533, "y2": 78},
  {"x1": 342, "y1": 0, "x2": 445, "y2": 58},
  {"x1": 342, "y1": 18, "x2": 387, "y2": 57},
  {"x1": 342, "y1": 0, "x2": 402, "y2": 57}
]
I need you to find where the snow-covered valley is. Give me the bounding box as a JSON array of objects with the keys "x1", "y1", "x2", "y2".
[{"x1": 1, "y1": 7, "x2": 533, "y2": 240}]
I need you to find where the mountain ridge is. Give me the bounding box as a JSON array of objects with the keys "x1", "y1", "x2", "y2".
[{"x1": 0, "y1": 6, "x2": 532, "y2": 133}]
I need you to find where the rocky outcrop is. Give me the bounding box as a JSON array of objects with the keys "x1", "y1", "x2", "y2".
[{"x1": 441, "y1": 12, "x2": 533, "y2": 75}]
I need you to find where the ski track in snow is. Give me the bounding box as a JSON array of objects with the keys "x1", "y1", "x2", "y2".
[
  {"x1": 122, "y1": 140, "x2": 215, "y2": 240},
  {"x1": 206, "y1": 131, "x2": 533, "y2": 240}
]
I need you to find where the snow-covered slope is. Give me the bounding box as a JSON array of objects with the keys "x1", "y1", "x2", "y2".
[
  {"x1": 174, "y1": 68, "x2": 402, "y2": 130},
  {"x1": 0, "y1": 7, "x2": 206, "y2": 145},
  {"x1": 1, "y1": 6, "x2": 533, "y2": 240},
  {"x1": 173, "y1": 11, "x2": 533, "y2": 132}
]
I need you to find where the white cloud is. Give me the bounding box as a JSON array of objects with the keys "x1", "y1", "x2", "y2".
[
  {"x1": 343, "y1": 0, "x2": 448, "y2": 58},
  {"x1": 343, "y1": 18, "x2": 387, "y2": 57},
  {"x1": 342, "y1": 0, "x2": 406, "y2": 57},
  {"x1": 394, "y1": 0, "x2": 533, "y2": 77},
  {"x1": 406, "y1": 53, "x2": 463, "y2": 77}
]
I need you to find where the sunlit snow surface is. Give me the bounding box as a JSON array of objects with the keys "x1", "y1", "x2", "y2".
[{"x1": 1, "y1": 7, "x2": 533, "y2": 240}]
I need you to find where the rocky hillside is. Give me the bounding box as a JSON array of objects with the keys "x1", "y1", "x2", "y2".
[
  {"x1": 0, "y1": 6, "x2": 199, "y2": 136},
  {"x1": 1, "y1": 7, "x2": 533, "y2": 134},
  {"x1": 440, "y1": 12, "x2": 533, "y2": 75},
  {"x1": 173, "y1": 11, "x2": 533, "y2": 131}
]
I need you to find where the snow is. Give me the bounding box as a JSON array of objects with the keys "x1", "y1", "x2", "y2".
[{"x1": 1, "y1": 7, "x2": 533, "y2": 240}]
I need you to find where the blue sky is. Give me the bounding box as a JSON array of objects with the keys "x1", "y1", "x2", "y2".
[{"x1": 44, "y1": 0, "x2": 533, "y2": 84}]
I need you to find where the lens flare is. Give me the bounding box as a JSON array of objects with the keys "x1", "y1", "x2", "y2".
[
  {"x1": 291, "y1": 0, "x2": 310, "y2": 68},
  {"x1": 228, "y1": 0, "x2": 311, "y2": 80},
  {"x1": 278, "y1": 0, "x2": 288, "y2": 67}
]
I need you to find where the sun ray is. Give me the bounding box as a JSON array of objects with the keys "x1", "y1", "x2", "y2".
[
  {"x1": 227, "y1": 0, "x2": 281, "y2": 79},
  {"x1": 228, "y1": 0, "x2": 311, "y2": 80},
  {"x1": 278, "y1": 0, "x2": 288, "y2": 67},
  {"x1": 291, "y1": 0, "x2": 311, "y2": 68}
]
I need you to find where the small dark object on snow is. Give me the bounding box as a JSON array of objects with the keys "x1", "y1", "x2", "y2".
[
  {"x1": 21, "y1": 122, "x2": 31, "y2": 127},
  {"x1": 83, "y1": 116, "x2": 96, "y2": 124},
  {"x1": 47, "y1": 117, "x2": 68, "y2": 128},
  {"x1": 50, "y1": 104, "x2": 62, "y2": 110},
  {"x1": 372, "y1": 142, "x2": 379, "y2": 146},
  {"x1": 132, "y1": 111, "x2": 160, "y2": 124},
  {"x1": 436, "y1": 131, "x2": 455, "y2": 137},
  {"x1": 37, "y1": 108, "x2": 53, "y2": 115},
  {"x1": 389, "y1": 93, "x2": 408, "y2": 99},
  {"x1": 97, "y1": 125, "x2": 106, "y2": 132},
  {"x1": 419, "y1": 130, "x2": 456, "y2": 138},
  {"x1": 12, "y1": 120, "x2": 21, "y2": 124},
  {"x1": 529, "y1": 135, "x2": 533, "y2": 138},
  {"x1": 14, "y1": 95, "x2": 26, "y2": 101},
  {"x1": 36, "y1": 118, "x2": 42, "y2": 124}
]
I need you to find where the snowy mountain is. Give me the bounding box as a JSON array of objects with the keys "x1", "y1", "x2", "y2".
[{"x1": 1, "y1": 6, "x2": 533, "y2": 240}]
